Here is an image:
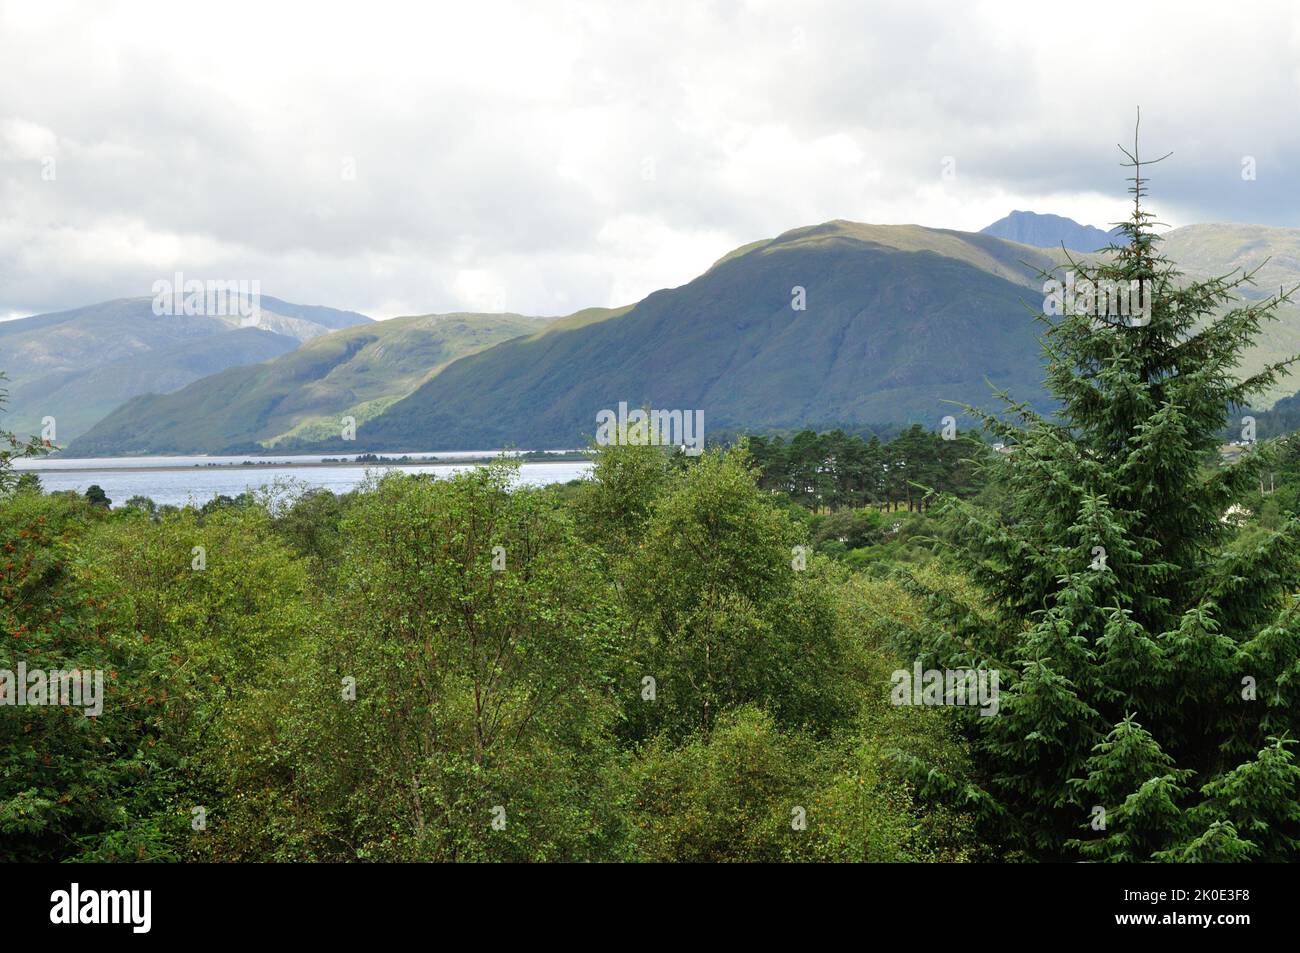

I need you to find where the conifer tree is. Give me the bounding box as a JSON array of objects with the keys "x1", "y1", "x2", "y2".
[{"x1": 904, "y1": 120, "x2": 1300, "y2": 861}]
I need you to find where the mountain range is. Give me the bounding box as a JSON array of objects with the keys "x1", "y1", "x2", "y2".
[
  {"x1": 342, "y1": 222, "x2": 1070, "y2": 451},
  {"x1": 5, "y1": 211, "x2": 1300, "y2": 456},
  {"x1": 0, "y1": 295, "x2": 369, "y2": 442},
  {"x1": 65, "y1": 312, "x2": 555, "y2": 455}
]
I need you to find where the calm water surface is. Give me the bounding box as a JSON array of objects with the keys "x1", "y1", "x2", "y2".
[{"x1": 14, "y1": 453, "x2": 592, "y2": 507}]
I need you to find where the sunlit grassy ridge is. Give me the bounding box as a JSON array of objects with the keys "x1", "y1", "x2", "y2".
[{"x1": 67, "y1": 312, "x2": 549, "y2": 454}]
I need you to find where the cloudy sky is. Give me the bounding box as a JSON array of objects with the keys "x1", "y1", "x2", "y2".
[{"x1": 2, "y1": 0, "x2": 1299, "y2": 320}]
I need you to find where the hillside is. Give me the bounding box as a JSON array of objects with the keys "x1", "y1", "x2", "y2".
[
  {"x1": 974, "y1": 217, "x2": 1300, "y2": 406},
  {"x1": 340, "y1": 222, "x2": 1070, "y2": 451},
  {"x1": 0, "y1": 296, "x2": 370, "y2": 441},
  {"x1": 55, "y1": 219, "x2": 1300, "y2": 456},
  {"x1": 65, "y1": 312, "x2": 552, "y2": 455},
  {"x1": 347, "y1": 220, "x2": 1300, "y2": 450},
  {"x1": 1161, "y1": 224, "x2": 1300, "y2": 406}
]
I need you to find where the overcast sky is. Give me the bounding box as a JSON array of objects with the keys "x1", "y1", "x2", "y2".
[{"x1": 2, "y1": 0, "x2": 1299, "y2": 320}]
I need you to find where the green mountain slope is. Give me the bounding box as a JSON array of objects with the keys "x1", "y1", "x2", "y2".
[
  {"x1": 1161, "y1": 224, "x2": 1300, "y2": 406},
  {"x1": 13, "y1": 328, "x2": 300, "y2": 441},
  {"x1": 345, "y1": 222, "x2": 1069, "y2": 451},
  {"x1": 959, "y1": 218, "x2": 1300, "y2": 407},
  {"x1": 56, "y1": 219, "x2": 1300, "y2": 457},
  {"x1": 65, "y1": 312, "x2": 551, "y2": 455},
  {"x1": 0, "y1": 296, "x2": 369, "y2": 441},
  {"x1": 349, "y1": 220, "x2": 1300, "y2": 451}
]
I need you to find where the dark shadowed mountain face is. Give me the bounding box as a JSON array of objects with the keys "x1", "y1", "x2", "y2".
[
  {"x1": 0, "y1": 296, "x2": 369, "y2": 442},
  {"x1": 342, "y1": 223, "x2": 1065, "y2": 452},
  {"x1": 981, "y1": 210, "x2": 1121, "y2": 252}
]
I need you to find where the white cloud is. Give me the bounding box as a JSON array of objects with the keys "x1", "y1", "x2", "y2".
[{"x1": 1, "y1": 0, "x2": 1298, "y2": 320}]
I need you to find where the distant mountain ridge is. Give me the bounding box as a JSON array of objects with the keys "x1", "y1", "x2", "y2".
[
  {"x1": 65, "y1": 312, "x2": 560, "y2": 455},
  {"x1": 329, "y1": 219, "x2": 1300, "y2": 451},
  {"x1": 981, "y1": 210, "x2": 1121, "y2": 252},
  {"x1": 313, "y1": 221, "x2": 1072, "y2": 452},
  {"x1": 34, "y1": 216, "x2": 1300, "y2": 457},
  {"x1": 0, "y1": 296, "x2": 370, "y2": 442}
]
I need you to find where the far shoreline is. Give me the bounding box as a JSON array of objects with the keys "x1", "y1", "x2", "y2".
[{"x1": 21, "y1": 451, "x2": 594, "y2": 474}]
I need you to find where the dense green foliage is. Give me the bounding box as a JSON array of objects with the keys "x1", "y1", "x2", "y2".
[
  {"x1": 747, "y1": 426, "x2": 989, "y2": 512},
  {"x1": 1, "y1": 441, "x2": 977, "y2": 862},
  {"x1": 897, "y1": 161, "x2": 1300, "y2": 861}
]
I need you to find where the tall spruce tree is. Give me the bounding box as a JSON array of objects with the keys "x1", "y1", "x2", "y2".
[{"x1": 903, "y1": 125, "x2": 1300, "y2": 861}]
